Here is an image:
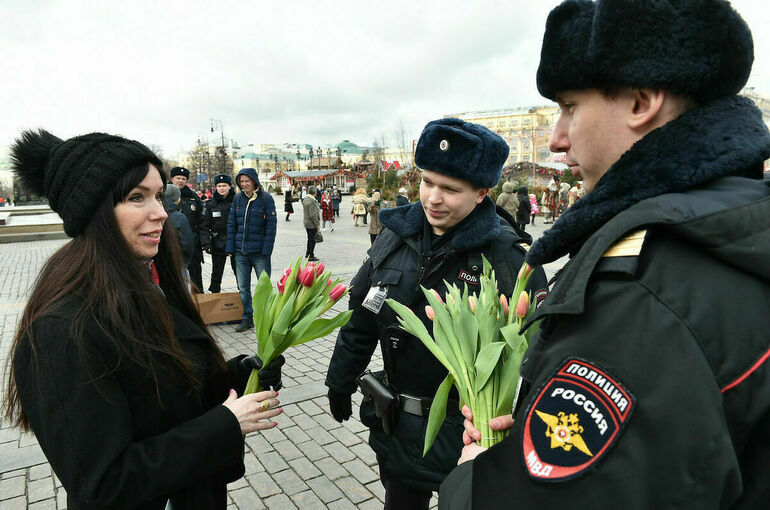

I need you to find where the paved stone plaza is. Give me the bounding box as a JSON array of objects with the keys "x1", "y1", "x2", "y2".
[{"x1": 0, "y1": 194, "x2": 565, "y2": 509}]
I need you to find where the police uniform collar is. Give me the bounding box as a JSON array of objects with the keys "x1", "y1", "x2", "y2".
[
  {"x1": 179, "y1": 185, "x2": 198, "y2": 200},
  {"x1": 378, "y1": 196, "x2": 501, "y2": 251},
  {"x1": 527, "y1": 96, "x2": 770, "y2": 267}
]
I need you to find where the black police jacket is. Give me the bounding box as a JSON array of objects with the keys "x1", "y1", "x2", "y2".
[
  {"x1": 200, "y1": 189, "x2": 235, "y2": 254},
  {"x1": 440, "y1": 96, "x2": 770, "y2": 510},
  {"x1": 178, "y1": 185, "x2": 203, "y2": 243},
  {"x1": 326, "y1": 197, "x2": 548, "y2": 490}
]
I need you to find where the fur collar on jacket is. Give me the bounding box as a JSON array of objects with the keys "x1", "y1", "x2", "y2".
[
  {"x1": 527, "y1": 95, "x2": 770, "y2": 266},
  {"x1": 379, "y1": 196, "x2": 501, "y2": 250}
]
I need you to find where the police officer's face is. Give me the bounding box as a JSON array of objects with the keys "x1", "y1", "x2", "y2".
[
  {"x1": 115, "y1": 165, "x2": 168, "y2": 259},
  {"x1": 216, "y1": 183, "x2": 231, "y2": 196},
  {"x1": 171, "y1": 175, "x2": 188, "y2": 188},
  {"x1": 419, "y1": 170, "x2": 488, "y2": 236},
  {"x1": 550, "y1": 89, "x2": 632, "y2": 193}
]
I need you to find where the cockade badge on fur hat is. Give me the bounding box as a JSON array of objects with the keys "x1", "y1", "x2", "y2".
[
  {"x1": 170, "y1": 166, "x2": 190, "y2": 179},
  {"x1": 214, "y1": 174, "x2": 232, "y2": 186},
  {"x1": 537, "y1": 0, "x2": 753, "y2": 103},
  {"x1": 415, "y1": 118, "x2": 509, "y2": 188},
  {"x1": 10, "y1": 129, "x2": 162, "y2": 237}
]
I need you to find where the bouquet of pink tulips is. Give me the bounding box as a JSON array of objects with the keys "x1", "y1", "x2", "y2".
[
  {"x1": 244, "y1": 258, "x2": 352, "y2": 394},
  {"x1": 387, "y1": 256, "x2": 539, "y2": 454}
]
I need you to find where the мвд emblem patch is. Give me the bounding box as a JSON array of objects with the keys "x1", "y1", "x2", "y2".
[{"x1": 521, "y1": 358, "x2": 635, "y2": 481}]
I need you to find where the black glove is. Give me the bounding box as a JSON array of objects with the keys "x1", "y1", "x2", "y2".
[
  {"x1": 328, "y1": 388, "x2": 353, "y2": 422},
  {"x1": 203, "y1": 244, "x2": 212, "y2": 254},
  {"x1": 242, "y1": 355, "x2": 285, "y2": 390}
]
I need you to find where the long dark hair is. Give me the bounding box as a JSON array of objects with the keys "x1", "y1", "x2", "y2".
[{"x1": 3, "y1": 163, "x2": 226, "y2": 430}]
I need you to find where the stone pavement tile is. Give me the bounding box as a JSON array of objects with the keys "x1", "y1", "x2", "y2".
[
  {"x1": 343, "y1": 458, "x2": 379, "y2": 485},
  {"x1": 333, "y1": 426, "x2": 364, "y2": 447},
  {"x1": 288, "y1": 457, "x2": 321, "y2": 481},
  {"x1": 365, "y1": 480, "x2": 385, "y2": 502},
  {"x1": 297, "y1": 400, "x2": 324, "y2": 416},
  {"x1": 229, "y1": 486, "x2": 266, "y2": 510},
  {"x1": 273, "y1": 439, "x2": 303, "y2": 461},
  {"x1": 305, "y1": 426, "x2": 336, "y2": 445},
  {"x1": 312, "y1": 411, "x2": 344, "y2": 431},
  {"x1": 0, "y1": 427, "x2": 17, "y2": 444},
  {"x1": 314, "y1": 457, "x2": 348, "y2": 481},
  {"x1": 323, "y1": 441, "x2": 356, "y2": 463},
  {"x1": 357, "y1": 498, "x2": 385, "y2": 510},
  {"x1": 28, "y1": 477, "x2": 55, "y2": 502},
  {"x1": 282, "y1": 425, "x2": 311, "y2": 445},
  {"x1": 29, "y1": 499, "x2": 56, "y2": 510},
  {"x1": 246, "y1": 433, "x2": 275, "y2": 454},
  {"x1": 19, "y1": 433, "x2": 38, "y2": 447},
  {"x1": 326, "y1": 497, "x2": 358, "y2": 510},
  {"x1": 272, "y1": 468, "x2": 308, "y2": 495},
  {"x1": 246, "y1": 471, "x2": 280, "y2": 499},
  {"x1": 29, "y1": 464, "x2": 51, "y2": 480},
  {"x1": 243, "y1": 453, "x2": 264, "y2": 475},
  {"x1": 334, "y1": 476, "x2": 373, "y2": 504},
  {"x1": 0, "y1": 474, "x2": 25, "y2": 499},
  {"x1": 1, "y1": 496, "x2": 27, "y2": 510},
  {"x1": 227, "y1": 477, "x2": 248, "y2": 490},
  {"x1": 306, "y1": 475, "x2": 344, "y2": 503},
  {"x1": 287, "y1": 412, "x2": 318, "y2": 431},
  {"x1": 264, "y1": 493, "x2": 297, "y2": 509},
  {"x1": 2, "y1": 468, "x2": 25, "y2": 480},
  {"x1": 56, "y1": 489, "x2": 66, "y2": 510},
  {"x1": 293, "y1": 439, "x2": 327, "y2": 462},
  {"x1": 272, "y1": 412, "x2": 295, "y2": 428},
  {"x1": 290, "y1": 489, "x2": 327, "y2": 510},
  {"x1": 294, "y1": 375, "x2": 315, "y2": 386},
  {"x1": 431, "y1": 493, "x2": 439, "y2": 509},
  {"x1": 350, "y1": 443, "x2": 378, "y2": 466},
  {"x1": 258, "y1": 426, "x2": 287, "y2": 444},
  {"x1": 256, "y1": 451, "x2": 289, "y2": 474},
  {"x1": 341, "y1": 416, "x2": 368, "y2": 434}
]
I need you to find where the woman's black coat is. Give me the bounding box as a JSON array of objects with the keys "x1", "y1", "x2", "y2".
[{"x1": 14, "y1": 301, "x2": 251, "y2": 509}]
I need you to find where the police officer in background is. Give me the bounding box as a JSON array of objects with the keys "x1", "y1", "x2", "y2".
[
  {"x1": 440, "y1": 1, "x2": 770, "y2": 509},
  {"x1": 200, "y1": 174, "x2": 237, "y2": 293},
  {"x1": 170, "y1": 166, "x2": 204, "y2": 292},
  {"x1": 326, "y1": 118, "x2": 548, "y2": 509}
]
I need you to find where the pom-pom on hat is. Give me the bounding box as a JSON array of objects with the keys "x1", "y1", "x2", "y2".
[
  {"x1": 415, "y1": 118, "x2": 509, "y2": 188},
  {"x1": 170, "y1": 166, "x2": 190, "y2": 179},
  {"x1": 537, "y1": 0, "x2": 754, "y2": 103},
  {"x1": 10, "y1": 129, "x2": 162, "y2": 237},
  {"x1": 213, "y1": 174, "x2": 232, "y2": 186}
]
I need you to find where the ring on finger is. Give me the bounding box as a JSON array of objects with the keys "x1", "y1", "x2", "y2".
[{"x1": 258, "y1": 400, "x2": 272, "y2": 412}]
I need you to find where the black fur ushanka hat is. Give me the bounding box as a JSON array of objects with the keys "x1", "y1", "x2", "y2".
[
  {"x1": 537, "y1": 0, "x2": 754, "y2": 103},
  {"x1": 10, "y1": 129, "x2": 162, "y2": 237},
  {"x1": 415, "y1": 118, "x2": 509, "y2": 188}
]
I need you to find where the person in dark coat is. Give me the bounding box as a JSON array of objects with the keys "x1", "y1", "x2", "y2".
[
  {"x1": 331, "y1": 186, "x2": 342, "y2": 217},
  {"x1": 326, "y1": 118, "x2": 548, "y2": 510},
  {"x1": 440, "y1": 1, "x2": 770, "y2": 509},
  {"x1": 163, "y1": 184, "x2": 194, "y2": 267},
  {"x1": 515, "y1": 185, "x2": 530, "y2": 231},
  {"x1": 170, "y1": 167, "x2": 204, "y2": 293},
  {"x1": 395, "y1": 187, "x2": 410, "y2": 207},
  {"x1": 200, "y1": 174, "x2": 237, "y2": 293},
  {"x1": 226, "y1": 168, "x2": 277, "y2": 333},
  {"x1": 284, "y1": 184, "x2": 296, "y2": 221},
  {"x1": 3, "y1": 129, "x2": 285, "y2": 510}
]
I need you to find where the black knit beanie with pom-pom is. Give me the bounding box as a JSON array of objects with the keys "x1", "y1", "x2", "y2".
[{"x1": 10, "y1": 129, "x2": 162, "y2": 237}]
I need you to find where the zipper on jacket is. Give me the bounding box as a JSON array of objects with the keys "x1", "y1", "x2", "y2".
[{"x1": 241, "y1": 193, "x2": 257, "y2": 254}]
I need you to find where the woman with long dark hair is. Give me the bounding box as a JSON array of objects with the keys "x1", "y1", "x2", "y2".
[{"x1": 3, "y1": 129, "x2": 284, "y2": 510}]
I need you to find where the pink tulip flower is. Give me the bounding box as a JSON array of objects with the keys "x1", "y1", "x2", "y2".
[
  {"x1": 425, "y1": 305, "x2": 436, "y2": 321},
  {"x1": 329, "y1": 284, "x2": 347, "y2": 301},
  {"x1": 499, "y1": 294, "x2": 509, "y2": 316},
  {"x1": 316, "y1": 263, "x2": 325, "y2": 276},
  {"x1": 468, "y1": 296, "x2": 477, "y2": 313},
  {"x1": 515, "y1": 291, "x2": 530, "y2": 318}
]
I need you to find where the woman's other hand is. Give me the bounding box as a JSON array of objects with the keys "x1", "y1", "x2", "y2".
[
  {"x1": 222, "y1": 389, "x2": 281, "y2": 435},
  {"x1": 461, "y1": 405, "x2": 514, "y2": 445}
]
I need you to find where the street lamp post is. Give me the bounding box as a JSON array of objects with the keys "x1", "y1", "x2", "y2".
[{"x1": 210, "y1": 119, "x2": 226, "y2": 183}]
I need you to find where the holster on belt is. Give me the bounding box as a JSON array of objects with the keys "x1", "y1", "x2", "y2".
[{"x1": 357, "y1": 370, "x2": 399, "y2": 435}]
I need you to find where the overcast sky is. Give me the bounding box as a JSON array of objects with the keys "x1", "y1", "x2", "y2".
[{"x1": 2, "y1": 0, "x2": 768, "y2": 158}]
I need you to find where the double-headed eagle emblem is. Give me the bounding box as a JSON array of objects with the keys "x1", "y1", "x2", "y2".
[{"x1": 536, "y1": 410, "x2": 593, "y2": 457}]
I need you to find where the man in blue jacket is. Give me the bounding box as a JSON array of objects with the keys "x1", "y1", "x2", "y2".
[{"x1": 226, "y1": 168, "x2": 277, "y2": 333}]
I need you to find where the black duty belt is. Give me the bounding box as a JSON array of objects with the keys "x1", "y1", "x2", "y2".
[{"x1": 399, "y1": 394, "x2": 459, "y2": 417}]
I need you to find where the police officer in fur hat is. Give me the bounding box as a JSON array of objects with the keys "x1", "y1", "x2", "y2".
[
  {"x1": 200, "y1": 174, "x2": 237, "y2": 293},
  {"x1": 170, "y1": 166, "x2": 205, "y2": 292},
  {"x1": 326, "y1": 118, "x2": 548, "y2": 509},
  {"x1": 440, "y1": 1, "x2": 770, "y2": 508}
]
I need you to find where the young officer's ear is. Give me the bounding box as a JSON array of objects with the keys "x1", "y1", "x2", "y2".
[
  {"x1": 476, "y1": 188, "x2": 489, "y2": 204},
  {"x1": 627, "y1": 88, "x2": 666, "y2": 131}
]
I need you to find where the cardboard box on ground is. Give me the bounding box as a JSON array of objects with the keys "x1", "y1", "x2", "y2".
[{"x1": 193, "y1": 292, "x2": 243, "y2": 324}]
